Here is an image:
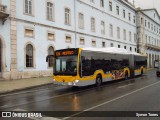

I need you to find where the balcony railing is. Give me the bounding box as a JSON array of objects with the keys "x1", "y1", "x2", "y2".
[
  {"x1": 0, "y1": 4, "x2": 9, "y2": 24},
  {"x1": 146, "y1": 44, "x2": 160, "y2": 51}
]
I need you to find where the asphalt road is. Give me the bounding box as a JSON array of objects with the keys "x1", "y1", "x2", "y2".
[{"x1": 0, "y1": 69, "x2": 160, "y2": 120}]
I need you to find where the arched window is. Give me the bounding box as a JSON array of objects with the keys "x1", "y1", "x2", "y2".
[
  {"x1": 47, "y1": 2, "x2": 54, "y2": 21},
  {"x1": 26, "y1": 44, "x2": 33, "y2": 67},
  {"x1": 65, "y1": 8, "x2": 71, "y2": 25},
  {"x1": 24, "y1": 0, "x2": 33, "y2": 15},
  {"x1": 48, "y1": 46, "x2": 54, "y2": 67}
]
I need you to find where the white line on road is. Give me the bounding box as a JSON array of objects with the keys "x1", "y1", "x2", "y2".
[{"x1": 62, "y1": 81, "x2": 160, "y2": 120}]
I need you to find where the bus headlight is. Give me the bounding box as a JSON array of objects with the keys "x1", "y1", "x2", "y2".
[
  {"x1": 68, "y1": 82, "x2": 72, "y2": 85},
  {"x1": 75, "y1": 80, "x2": 79, "y2": 83}
]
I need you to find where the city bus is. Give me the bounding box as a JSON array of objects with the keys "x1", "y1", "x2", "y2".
[{"x1": 46, "y1": 47, "x2": 147, "y2": 87}]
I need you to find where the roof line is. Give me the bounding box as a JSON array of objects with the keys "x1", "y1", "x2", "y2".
[{"x1": 141, "y1": 8, "x2": 160, "y2": 19}]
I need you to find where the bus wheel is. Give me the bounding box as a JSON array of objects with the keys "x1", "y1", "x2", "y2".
[{"x1": 96, "y1": 75, "x2": 102, "y2": 87}]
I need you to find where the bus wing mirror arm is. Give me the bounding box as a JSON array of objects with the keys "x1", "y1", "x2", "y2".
[{"x1": 46, "y1": 55, "x2": 55, "y2": 62}]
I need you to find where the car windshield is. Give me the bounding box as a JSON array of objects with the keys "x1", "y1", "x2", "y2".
[{"x1": 54, "y1": 56, "x2": 78, "y2": 76}]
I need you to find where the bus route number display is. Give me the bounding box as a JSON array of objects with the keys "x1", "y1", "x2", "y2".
[{"x1": 55, "y1": 49, "x2": 78, "y2": 57}]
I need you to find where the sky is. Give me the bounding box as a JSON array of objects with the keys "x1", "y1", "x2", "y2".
[{"x1": 128, "y1": 0, "x2": 160, "y2": 15}]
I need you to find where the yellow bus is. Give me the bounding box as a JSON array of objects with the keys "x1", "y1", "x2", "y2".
[{"x1": 46, "y1": 48, "x2": 147, "y2": 87}]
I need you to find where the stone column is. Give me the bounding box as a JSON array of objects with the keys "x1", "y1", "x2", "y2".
[{"x1": 10, "y1": 0, "x2": 18, "y2": 79}]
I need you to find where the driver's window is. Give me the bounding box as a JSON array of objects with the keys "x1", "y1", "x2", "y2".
[{"x1": 62, "y1": 60, "x2": 66, "y2": 72}]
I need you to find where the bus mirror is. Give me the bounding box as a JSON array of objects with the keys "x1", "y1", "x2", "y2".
[{"x1": 46, "y1": 55, "x2": 55, "y2": 62}]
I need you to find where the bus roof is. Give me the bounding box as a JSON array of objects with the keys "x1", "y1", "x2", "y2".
[{"x1": 82, "y1": 47, "x2": 145, "y2": 56}]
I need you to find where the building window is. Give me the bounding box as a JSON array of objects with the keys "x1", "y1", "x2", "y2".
[
  {"x1": 145, "y1": 35, "x2": 147, "y2": 42},
  {"x1": 91, "y1": 17, "x2": 96, "y2": 32},
  {"x1": 47, "y1": 32, "x2": 55, "y2": 41},
  {"x1": 145, "y1": 20, "x2": 147, "y2": 27},
  {"x1": 65, "y1": 8, "x2": 71, "y2": 25},
  {"x1": 116, "y1": 6, "x2": 119, "y2": 15},
  {"x1": 25, "y1": 28, "x2": 34, "y2": 37},
  {"x1": 148, "y1": 22, "x2": 150, "y2": 29},
  {"x1": 128, "y1": 13, "x2": 131, "y2": 21},
  {"x1": 124, "y1": 46, "x2": 126, "y2": 49},
  {"x1": 109, "y1": 1, "x2": 112, "y2": 11},
  {"x1": 47, "y1": 2, "x2": 54, "y2": 21},
  {"x1": 102, "y1": 42, "x2": 105, "y2": 48},
  {"x1": 129, "y1": 31, "x2": 131, "y2": 42},
  {"x1": 92, "y1": 40, "x2": 96, "y2": 47},
  {"x1": 134, "y1": 33, "x2": 137, "y2": 43},
  {"x1": 135, "y1": 48, "x2": 137, "y2": 52},
  {"x1": 100, "y1": 0, "x2": 104, "y2": 7},
  {"x1": 110, "y1": 43, "x2": 114, "y2": 47},
  {"x1": 118, "y1": 45, "x2": 120, "y2": 48},
  {"x1": 24, "y1": 0, "x2": 33, "y2": 15},
  {"x1": 123, "y1": 29, "x2": 126, "y2": 40},
  {"x1": 117, "y1": 27, "x2": 120, "y2": 39},
  {"x1": 65, "y1": 35, "x2": 71, "y2": 43},
  {"x1": 26, "y1": 44, "x2": 33, "y2": 67},
  {"x1": 123, "y1": 10, "x2": 125, "y2": 18},
  {"x1": 109, "y1": 24, "x2": 113, "y2": 37},
  {"x1": 133, "y1": 16, "x2": 135, "y2": 23},
  {"x1": 130, "y1": 47, "x2": 132, "y2": 51},
  {"x1": 141, "y1": 17, "x2": 143, "y2": 25},
  {"x1": 101, "y1": 21, "x2": 105, "y2": 35},
  {"x1": 78, "y1": 13, "x2": 84, "y2": 29},
  {"x1": 148, "y1": 36, "x2": 150, "y2": 44},
  {"x1": 48, "y1": 46, "x2": 54, "y2": 67},
  {"x1": 80, "y1": 37, "x2": 85, "y2": 45},
  {"x1": 151, "y1": 24, "x2": 153, "y2": 30}
]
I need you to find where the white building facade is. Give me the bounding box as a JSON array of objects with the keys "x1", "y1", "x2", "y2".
[
  {"x1": 0, "y1": 0, "x2": 158, "y2": 80},
  {"x1": 137, "y1": 8, "x2": 160, "y2": 67}
]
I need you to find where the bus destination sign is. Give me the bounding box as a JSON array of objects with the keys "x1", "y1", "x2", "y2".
[{"x1": 55, "y1": 48, "x2": 78, "y2": 57}]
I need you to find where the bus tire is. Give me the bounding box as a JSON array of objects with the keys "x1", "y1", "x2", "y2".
[
  {"x1": 96, "y1": 75, "x2": 102, "y2": 87},
  {"x1": 125, "y1": 72, "x2": 128, "y2": 80}
]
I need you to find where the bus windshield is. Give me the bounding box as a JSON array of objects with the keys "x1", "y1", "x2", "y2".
[{"x1": 54, "y1": 56, "x2": 78, "y2": 76}]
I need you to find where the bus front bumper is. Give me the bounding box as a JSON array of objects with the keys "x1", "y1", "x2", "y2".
[{"x1": 53, "y1": 79, "x2": 95, "y2": 87}]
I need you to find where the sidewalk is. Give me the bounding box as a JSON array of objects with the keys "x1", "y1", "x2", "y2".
[{"x1": 0, "y1": 76, "x2": 53, "y2": 95}]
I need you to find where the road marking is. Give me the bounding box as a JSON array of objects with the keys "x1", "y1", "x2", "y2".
[
  {"x1": 0, "y1": 76, "x2": 138, "y2": 98},
  {"x1": 13, "y1": 108, "x2": 61, "y2": 120},
  {"x1": 62, "y1": 81, "x2": 160, "y2": 120},
  {"x1": 1, "y1": 79, "x2": 133, "y2": 109},
  {"x1": 118, "y1": 84, "x2": 133, "y2": 88}
]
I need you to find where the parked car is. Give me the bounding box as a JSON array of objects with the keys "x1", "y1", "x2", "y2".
[
  {"x1": 155, "y1": 60, "x2": 160, "y2": 77},
  {"x1": 157, "y1": 66, "x2": 160, "y2": 77}
]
